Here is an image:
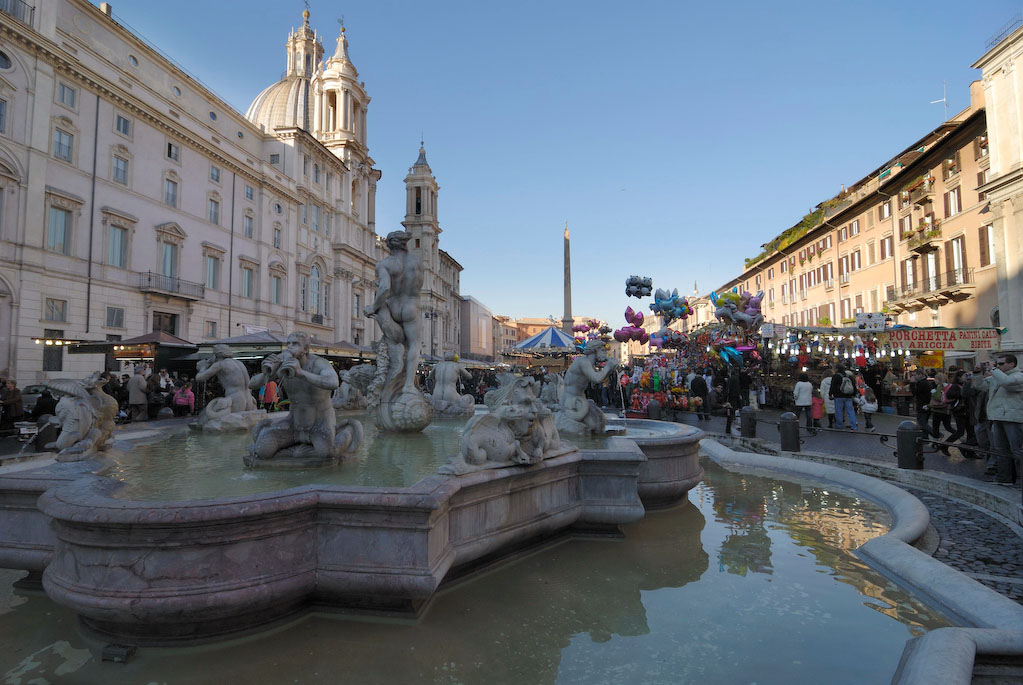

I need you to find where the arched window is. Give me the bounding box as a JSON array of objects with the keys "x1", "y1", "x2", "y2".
[
  {"x1": 305, "y1": 54, "x2": 311, "y2": 75},
  {"x1": 309, "y1": 265, "x2": 320, "y2": 314}
]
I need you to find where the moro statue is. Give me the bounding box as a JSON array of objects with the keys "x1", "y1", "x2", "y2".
[
  {"x1": 246, "y1": 332, "x2": 362, "y2": 468},
  {"x1": 363, "y1": 230, "x2": 433, "y2": 432},
  {"x1": 191, "y1": 344, "x2": 263, "y2": 432},
  {"x1": 43, "y1": 372, "x2": 117, "y2": 461},
  {"x1": 426, "y1": 354, "x2": 475, "y2": 418},
  {"x1": 555, "y1": 340, "x2": 619, "y2": 435},
  {"x1": 441, "y1": 375, "x2": 561, "y2": 475}
]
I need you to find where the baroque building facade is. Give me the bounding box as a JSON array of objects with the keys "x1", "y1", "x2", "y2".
[{"x1": 0, "y1": 2, "x2": 387, "y2": 380}]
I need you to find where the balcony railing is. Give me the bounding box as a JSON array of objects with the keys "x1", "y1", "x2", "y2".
[
  {"x1": 824, "y1": 278, "x2": 835, "y2": 290},
  {"x1": 891, "y1": 268, "x2": 975, "y2": 301},
  {"x1": 799, "y1": 290, "x2": 808, "y2": 300},
  {"x1": 908, "y1": 177, "x2": 935, "y2": 206},
  {"x1": 0, "y1": 0, "x2": 34, "y2": 25},
  {"x1": 781, "y1": 295, "x2": 788, "y2": 304},
  {"x1": 908, "y1": 225, "x2": 942, "y2": 254},
  {"x1": 136, "y1": 271, "x2": 205, "y2": 300},
  {"x1": 839, "y1": 273, "x2": 850, "y2": 285}
]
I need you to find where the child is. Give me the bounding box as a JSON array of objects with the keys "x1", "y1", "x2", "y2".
[
  {"x1": 861, "y1": 388, "x2": 878, "y2": 432},
  {"x1": 811, "y1": 389, "x2": 824, "y2": 428}
]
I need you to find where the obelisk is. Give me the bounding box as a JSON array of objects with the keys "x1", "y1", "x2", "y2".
[{"x1": 562, "y1": 221, "x2": 574, "y2": 334}]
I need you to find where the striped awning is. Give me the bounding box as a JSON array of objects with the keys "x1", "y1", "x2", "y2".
[{"x1": 515, "y1": 326, "x2": 576, "y2": 349}]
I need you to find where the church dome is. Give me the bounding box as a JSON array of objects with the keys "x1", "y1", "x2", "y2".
[{"x1": 245, "y1": 75, "x2": 311, "y2": 131}]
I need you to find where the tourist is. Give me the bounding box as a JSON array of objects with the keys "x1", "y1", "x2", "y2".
[
  {"x1": 929, "y1": 377, "x2": 955, "y2": 453},
  {"x1": 792, "y1": 372, "x2": 813, "y2": 429},
  {"x1": 725, "y1": 370, "x2": 742, "y2": 435},
  {"x1": 819, "y1": 372, "x2": 836, "y2": 428},
  {"x1": 912, "y1": 370, "x2": 939, "y2": 439},
  {"x1": 689, "y1": 371, "x2": 709, "y2": 421},
  {"x1": 172, "y1": 382, "x2": 195, "y2": 416},
  {"x1": 811, "y1": 389, "x2": 824, "y2": 429},
  {"x1": 829, "y1": 364, "x2": 858, "y2": 431},
  {"x1": 860, "y1": 388, "x2": 878, "y2": 432},
  {"x1": 30, "y1": 390, "x2": 58, "y2": 420},
  {"x1": 126, "y1": 367, "x2": 148, "y2": 422},
  {"x1": 965, "y1": 366, "x2": 993, "y2": 466},
  {"x1": 262, "y1": 378, "x2": 278, "y2": 412},
  {"x1": 1, "y1": 380, "x2": 24, "y2": 425},
  {"x1": 986, "y1": 353, "x2": 1023, "y2": 486},
  {"x1": 944, "y1": 371, "x2": 976, "y2": 452}
]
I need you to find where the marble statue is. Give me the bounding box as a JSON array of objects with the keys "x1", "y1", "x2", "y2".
[
  {"x1": 441, "y1": 376, "x2": 561, "y2": 475},
  {"x1": 539, "y1": 373, "x2": 563, "y2": 410},
  {"x1": 245, "y1": 332, "x2": 362, "y2": 468},
  {"x1": 332, "y1": 363, "x2": 374, "y2": 410},
  {"x1": 555, "y1": 340, "x2": 619, "y2": 435},
  {"x1": 42, "y1": 372, "x2": 115, "y2": 461},
  {"x1": 426, "y1": 354, "x2": 474, "y2": 417},
  {"x1": 363, "y1": 230, "x2": 433, "y2": 432},
  {"x1": 191, "y1": 344, "x2": 263, "y2": 432}
]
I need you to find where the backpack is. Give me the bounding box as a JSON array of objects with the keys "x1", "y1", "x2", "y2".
[{"x1": 840, "y1": 374, "x2": 854, "y2": 395}]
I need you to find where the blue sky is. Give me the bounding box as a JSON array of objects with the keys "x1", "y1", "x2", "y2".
[{"x1": 95, "y1": 1, "x2": 1019, "y2": 327}]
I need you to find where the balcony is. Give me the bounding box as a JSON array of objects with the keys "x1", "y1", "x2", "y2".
[
  {"x1": 886, "y1": 268, "x2": 975, "y2": 311},
  {"x1": 0, "y1": 0, "x2": 34, "y2": 26},
  {"x1": 136, "y1": 271, "x2": 205, "y2": 300},
  {"x1": 908, "y1": 177, "x2": 935, "y2": 206},
  {"x1": 799, "y1": 290, "x2": 808, "y2": 301},
  {"x1": 824, "y1": 278, "x2": 835, "y2": 291},
  {"x1": 907, "y1": 224, "x2": 942, "y2": 254},
  {"x1": 781, "y1": 295, "x2": 789, "y2": 304},
  {"x1": 839, "y1": 273, "x2": 850, "y2": 286}
]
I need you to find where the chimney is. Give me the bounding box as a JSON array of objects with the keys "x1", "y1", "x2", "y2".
[{"x1": 100, "y1": 3, "x2": 113, "y2": 16}]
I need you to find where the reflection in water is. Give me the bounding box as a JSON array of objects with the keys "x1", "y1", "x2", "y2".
[
  {"x1": 0, "y1": 461, "x2": 950, "y2": 684},
  {"x1": 105, "y1": 416, "x2": 469, "y2": 500}
]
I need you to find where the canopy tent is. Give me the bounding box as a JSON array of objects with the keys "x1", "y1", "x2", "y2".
[
  {"x1": 68, "y1": 331, "x2": 198, "y2": 369},
  {"x1": 190, "y1": 331, "x2": 374, "y2": 362},
  {"x1": 514, "y1": 326, "x2": 576, "y2": 350}
]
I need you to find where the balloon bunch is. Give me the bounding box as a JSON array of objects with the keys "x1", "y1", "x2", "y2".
[
  {"x1": 572, "y1": 319, "x2": 611, "y2": 350},
  {"x1": 650, "y1": 288, "x2": 691, "y2": 323},
  {"x1": 614, "y1": 306, "x2": 648, "y2": 344},
  {"x1": 624, "y1": 275, "x2": 653, "y2": 299},
  {"x1": 649, "y1": 327, "x2": 687, "y2": 349},
  {"x1": 709, "y1": 288, "x2": 764, "y2": 333}
]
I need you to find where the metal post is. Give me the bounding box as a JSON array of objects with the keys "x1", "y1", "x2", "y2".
[
  {"x1": 779, "y1": 411, "x2": 800, "y2": 452},
  {"x1": 740, "y1": 405, "x2": 757, "y2": 438},
  {"x1": 897, "y1": 420, "x2": 924, "y2": 469}
]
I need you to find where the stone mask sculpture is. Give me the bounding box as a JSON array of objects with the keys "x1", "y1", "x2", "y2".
[{"x1": 441, "y1": 376, "x2": 560, "y2": 475}]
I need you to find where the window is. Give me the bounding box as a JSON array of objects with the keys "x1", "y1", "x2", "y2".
[
  {"x1": 943, "y1": 152, "x2": 960, "y2": 179},
  {"x1": 245, "y1": 185, "x2": 254, "y2": 200},
  {"x1": 271, "y1": 275, "x2": 282, "y2": 304},
  {"x1": 312, "y1": 204, "x2": 320, "y2": 232},
  {"x1": 242, "y1": 267, "x2": 254, "y2": 298},
  {"x1": 309, "y1": 265, "x2": 320, "y2": 313},
  {"x1": 115, "y1": 114, "x2": 131, "y2": 136},
  {"x1": 106, "y1": 306, "x2": 125, "y2": 328},
  {"x1": 303, "y1": 157, "x2": 309, "y2": 176},
  {"x1": 53, "y1": 129, "x2": 73, "y2": 162},
  {"x1": 899, "y1": 215, "x2": 913, "y2": 239},
  {"x1": 880, "y1": 236, "x2": 893, "y2": 261},
  {"x1": 208, "y1": 199, "x2": 220, "y2": 224},
  {"x1": 273, "y1": 227, "x2": 282, "y2": 248},
  {"x1": 301, "y1": 203, "x2": 307, "y2": 225},
  {"x1": 113, "y1": 156, "x2": 128, "y2": 185},
  {"x1": 879, "y1": 201, "x2": 891, "y2": 220},
  {"x1": 354, "y1": 293, "x2": 361, "y2": 315},
  {"x1": 210, "y1": 165, "x2": 221, "y2": 183},
  {"x1": 128, "y1": 54, "x2": 138, "y2": 67},
  {"x1": 43, "y1": 328, "x2": 64, "y2": 372},
  {"x1": 978, "y1": 169, "x2": 990, "y2": 201},
  {"x1": 855, "y1": 294, "x2": 864, "y2": 314},
  {"x1": 767, "y1": 267, "x2": 774, "y2": 279},
  {"x1": 0, "y1": 51, "x2": 9, "y2": 69},
  {"x1": 161, "y1": 242, "x2": 178, "y2": 278},
  {"x1": 780, "y1": 261, "x2": 787, "y2": 274},
  {"x1": 851, "y1": 250, "x2": 861, "y2": 271},
  {"x1": 57, "y1": 82, "x2": 76, "y2": 108},
  {"x1": 166, "y1": 142, "x2": 179, "y2": 161},
  {"x1": 944, "y1": 187, "x2": 961, "y2": 218},
  {"x1": 108, "y1": 226, "x2": 127, "y2": 267},
  {"x1": 300, "y1": 275, "x2": 307, "y2": 311},
  {"x1": 979, "y1": 224, "x2": 995, "y2": 267},
  {"x1": 205, "y1": 255, "x2": 220, "y2": 289},
  {"x1": 205, "y1": 320, "x2": 218, "y2": 338},
  {"x1": 838, "y1": 226, "x2": 847, "y2": 242},
  {"x1": 976, "y1": 134, "x2": 989, "y2": 159},
  {"x1": 164, "y1": 179, "x2": 178, "y2": 207},
  {"x1": 867, "y1": 241, "x2": 876, "y2": 265},
  {"x1": 269, "y1": 153, "x2": 280, "y2": 165},
  {"x1": 44, "y1": 298, "x2": 67, "y2": 322},
  {"x1": 273, "y1": 202, "x2": 283, "y2": 215},
  {"x1": 244, "y1": 215, "x2": 253, "y2": 238},
  {"x1": 0, "y1": 98, "x2": 7, "y2": 134},
  {"x1": 47, "y1": 207, "x2": 70, "y2": 254},
  {"x1": 850, "y1": 220, "x2": 859, "y2": 237},
  {"x1": 209, "y1": 111, "x2": 217, "y2": 121},
  {"x1": 313, "y1": 164, "x2": 320, "y2": 183}
]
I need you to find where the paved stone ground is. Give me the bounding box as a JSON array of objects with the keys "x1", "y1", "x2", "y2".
[{"x1": 615, "y1": 406, "x2": 1023, "y2": 606}]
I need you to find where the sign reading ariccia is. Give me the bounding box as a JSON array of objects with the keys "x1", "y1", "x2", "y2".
[{"x1": 884, "y1": 328, "x2": 1001, "y2": 351}]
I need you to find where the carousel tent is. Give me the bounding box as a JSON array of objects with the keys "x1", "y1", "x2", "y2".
[{"x1": 514, "y1": 326, "x2": 576, "y2": 350}]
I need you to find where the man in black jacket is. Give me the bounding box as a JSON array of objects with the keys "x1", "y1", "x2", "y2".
[
  {"x1": 725, "y1": 369, "x2": 742, "y2": 434},
  {"x1": 690, "y1": 373, "x2": 709, "y2": 421},
  {"x1": 912, "y1": 370, "x2": 940, "y2": 438},
  {"x1": 829, "y1": 364, "x2": 858, "y2": 430}
]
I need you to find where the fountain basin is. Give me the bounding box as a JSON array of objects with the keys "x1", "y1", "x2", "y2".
[{"x1": 33, "y1": 442, "x2": 645, "y2": 644}]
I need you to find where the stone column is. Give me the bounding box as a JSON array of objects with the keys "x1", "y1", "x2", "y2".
[{"x1": 562, "y1": 224, "x2": 573, "y2": 334}]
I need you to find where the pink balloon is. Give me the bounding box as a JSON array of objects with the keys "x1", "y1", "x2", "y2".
[
  {"x1": 640, "y1": 331, "x2": 650, "y2": 344},
  {"x1": 634, "y1": 311, "x2": 644, "y2": 326},
  {"x1": 614, "y1": 329, "x2": 628, "y2": 342},
  {"x1": 624, "y1": 306, "x2": 635, "y2": 323}
]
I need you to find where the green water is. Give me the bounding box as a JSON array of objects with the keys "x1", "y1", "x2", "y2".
[{"x1": 0, "y1": 461, "x2": 950, "y2": 684}]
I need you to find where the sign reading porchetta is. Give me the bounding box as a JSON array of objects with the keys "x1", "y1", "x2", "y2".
[{"x1": 885, "y1": 328, "x2": 1001, "y2": 351}]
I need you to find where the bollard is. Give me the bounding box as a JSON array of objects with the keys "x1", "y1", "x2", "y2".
[
  {"x1": 897, "y1": 420, "x2": 924, "y2": 469},
  {"x1": 779, "y1": 411, "x2": 800, "y2": 452},
  {"x1": 740, "y1": 405, "x2": 757, "y2": 439}
]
